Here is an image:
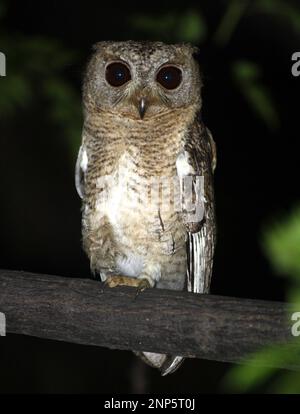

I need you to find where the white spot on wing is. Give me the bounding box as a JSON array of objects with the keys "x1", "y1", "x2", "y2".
[
  {"x1": 176, "y1": 151, "x2": 195, "y2": 177},
  {"x1": 75, "y1": 145, "x2": 87, "y2": 199},
  {"x1": 80, "y1": 148, "x2": 88, "y2": 172}
]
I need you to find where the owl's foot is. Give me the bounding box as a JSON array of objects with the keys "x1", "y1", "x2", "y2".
[{"x1": 105, "y1": 274, "x2": 151, "y2": 290}]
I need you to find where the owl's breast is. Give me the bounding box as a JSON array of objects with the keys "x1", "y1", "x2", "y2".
[{"x1": 88, "y1": 147, "x2": 185, "y2": 248}]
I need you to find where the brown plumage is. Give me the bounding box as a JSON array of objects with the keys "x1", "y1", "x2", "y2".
[{"x1": 75, "y1": 41, "x2": 216, "y2": 375}]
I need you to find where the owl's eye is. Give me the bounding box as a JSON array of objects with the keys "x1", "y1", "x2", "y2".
[
  {"x1": 105, "y1": 62, "x2": 131, "y2": 87},
  {"x1": 156, "y1": 65, "x2": 182, "y2": 90}
]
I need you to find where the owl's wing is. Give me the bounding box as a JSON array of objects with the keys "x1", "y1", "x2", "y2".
[
  {"x1": 177, "y1": 123, "x2": 216, "y2": 294},
  {"x1": 75, "y1": 144, "x2": 88, "y2": 199}
]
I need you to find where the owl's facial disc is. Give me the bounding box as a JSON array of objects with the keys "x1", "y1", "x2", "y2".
[
  {"x1": 104, "y1": 60, "x2": 186, "y2": 119},
  {"x1": 85, "y1": 41, "x2": 203, "y2": 120}
]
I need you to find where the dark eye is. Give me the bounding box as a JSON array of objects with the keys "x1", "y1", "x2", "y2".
[
  {"x1": 105, "y1": 62, "x2": 131, "y2": 87},
  {"x1": 156, "y1": 65, "x2": 182, "y2": 90}
]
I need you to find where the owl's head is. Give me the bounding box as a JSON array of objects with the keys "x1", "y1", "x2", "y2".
[{"x1": 84, "y1": 41, "x2": 202, "y2": 120}]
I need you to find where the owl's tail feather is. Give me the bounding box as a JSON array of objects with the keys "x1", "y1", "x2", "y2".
[{"x1": 134, "y1": 351, "x2": 184, "y2": 376}]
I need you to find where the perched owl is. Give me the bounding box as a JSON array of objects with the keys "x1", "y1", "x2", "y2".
[{"x1": 76, "y1": 41, "x2": 216, "y2": 375}]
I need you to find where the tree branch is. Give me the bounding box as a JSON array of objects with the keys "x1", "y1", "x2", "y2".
[{"x1": 0, "y1": 269, "x2": 298, "y2": 369}]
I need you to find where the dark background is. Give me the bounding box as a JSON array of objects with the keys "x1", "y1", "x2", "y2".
[{"x1": 0, "y1": 0, "x2": 299, "y2": 393}]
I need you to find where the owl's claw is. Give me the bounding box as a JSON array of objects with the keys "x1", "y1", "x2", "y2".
[
  {"x1": 136, "y1": 278, "x2": 151, "y2": 291},
  {"x1": 134, "y1": 278, "x2": 151, "y2": 299}
]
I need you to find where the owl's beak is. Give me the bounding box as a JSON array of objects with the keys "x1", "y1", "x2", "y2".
[{"x1": 138, "y1": 98, "x2": 147, "y2": 119}]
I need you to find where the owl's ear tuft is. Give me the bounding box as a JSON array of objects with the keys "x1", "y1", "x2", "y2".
[
  {"x1": 191, "y1": 45, "x2": 200, "y2": 54},
  {"x1": 192, "y1": 46, "x2": 200, "y2": 61},
  {"x1": 92, "y1": 42, "x2": 102, "y2": 51},
  {"x1": 92, "y1": 41, "x2": 111, "y2": 52},
  {"x1": 175, "y1": 42, "x2": 200, "y2": 61}
]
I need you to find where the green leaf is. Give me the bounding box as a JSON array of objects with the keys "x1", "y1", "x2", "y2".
[
  {"x1": 271, "y1": 371, "x2": 300, "y2": 393},
  {"x1": 0, "y1": 74, "x2": 32, "y2": 117},
  {"x1": 223, "y1": 342, "x2": 300, "y2": 393},
  {"x1": 177, "y1": 10, "x2": 206, "y2": 43},
  {"x1": 129, "y1": 10, "x2": 206, "y2": 43},
  {"x1": 232, "y1": 61, "x2": 279, "y2": 130},
  {"x1": 43, "y1": 77, "x2": 82, "y2": 162},
  {"x1": 214, "y1": 0, "x2": 250, "y2": 46},
  {"x1": 262, "y1": 206, "x2": 300, "y2": 281},
  {"x1": 253, "y1": 0, "x2": 300, "y2": 34},
  {"x1": 0, "y1": 31, "x2": 81, "y2": 163},
  {"x1": 130, "y1": 13, "x2": 177, "y2": 40}
]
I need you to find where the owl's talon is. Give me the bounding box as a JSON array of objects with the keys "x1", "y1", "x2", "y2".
[
  {"x1": 135, "y1": 278, "x2": 151, "y2": 299},
  {"x1": 137, "y1": 278, "x2": 151, "y2": 291}
]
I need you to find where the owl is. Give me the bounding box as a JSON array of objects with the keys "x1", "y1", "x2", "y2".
[{"x1": 75, "y1": 41, "x2": 217, "y2": 375}]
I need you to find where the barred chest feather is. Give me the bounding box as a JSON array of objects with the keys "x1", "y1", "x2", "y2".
[{"x1": 82, "y1": 107, "x2": 196, "y2": 282}]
